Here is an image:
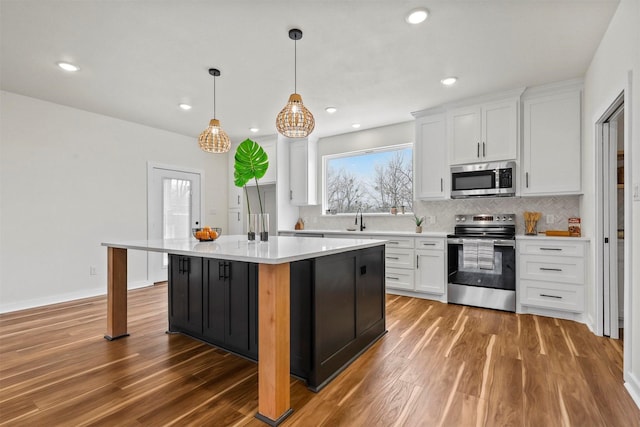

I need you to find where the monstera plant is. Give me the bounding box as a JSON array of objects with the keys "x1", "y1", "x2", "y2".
[{"x1": 234, "y1": 138, "x2": 269, "y2": 240}]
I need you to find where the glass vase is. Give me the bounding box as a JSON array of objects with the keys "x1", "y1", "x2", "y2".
[
  {"x1": 247, "y1": 213, "x2": 258, "y2": 241},
  {"x1": 259, "y1": 213, "x2": 269, "y2": 241}
]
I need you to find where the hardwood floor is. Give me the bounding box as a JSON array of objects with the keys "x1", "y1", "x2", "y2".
[{"x1": 1, "y1": 284, "x2": 639, "y2": 426}]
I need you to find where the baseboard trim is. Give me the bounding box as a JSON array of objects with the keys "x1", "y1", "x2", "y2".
[
  {"x1": 0, "y1": 280, "x2": 153, "y2": 314},
  {"x1": 625, "y1": 372, "x2": 640, "y2": 410}
]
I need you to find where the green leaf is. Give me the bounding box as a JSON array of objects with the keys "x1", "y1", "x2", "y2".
[{"x1": 233, "y1": 139, "x2": 269, "y2": 188}]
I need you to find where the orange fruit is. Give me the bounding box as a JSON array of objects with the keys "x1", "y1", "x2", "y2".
[{"x1": 209, "y1": 230, "x2": 218, "y2": 239}]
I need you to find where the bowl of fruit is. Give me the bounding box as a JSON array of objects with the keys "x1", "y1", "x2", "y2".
[{"x1": 192, "y1": 226, "x2": 222, "y2": 242}]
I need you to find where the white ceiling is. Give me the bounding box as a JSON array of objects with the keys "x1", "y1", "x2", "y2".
[{"x1": 1, "y1": 0, "x2": 619, "y2": 143}]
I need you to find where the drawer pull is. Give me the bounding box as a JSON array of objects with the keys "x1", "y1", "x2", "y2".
[
  {"x1": 386, "y1": 276, "x2": 399, "y2": 280},
  {"x1": 388, "y1": 241, "x2": 400, "y2": 245},
  {"x1": 540, "y1": 247, "x2": 562, "y2": 251},
  {"x1": 540, "y1": 294, "x2": 562, "y2": 299},
  {"x1": 540, "y1": 267, "x2": 563, "y2": 272},
  {"x1": 422, "y1": 242, "x2": 436, "y2": 246},
  {"x1": 386, "y1": 256, "x2": 400, "y2": 260}
]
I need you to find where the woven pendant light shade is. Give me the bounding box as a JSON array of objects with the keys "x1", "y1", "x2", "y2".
[
  {"x1": 198, "y1": 119, "x2": 231, "y2": 153},
  {"x1": 276, "y1": 93, "x2": 315, "y2": 138}
]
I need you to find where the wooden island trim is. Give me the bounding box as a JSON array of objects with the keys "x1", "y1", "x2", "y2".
[
  {"x1": 105, "y1": 247, "x2": 128, "y2": 340},
  {"x1": 256, "y1": 263, "x2": 292, "y2": 425}
]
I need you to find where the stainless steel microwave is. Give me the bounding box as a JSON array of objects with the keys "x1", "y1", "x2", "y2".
[{"x1": 450, "y1": 161, "x2": 516, "y2": 198}]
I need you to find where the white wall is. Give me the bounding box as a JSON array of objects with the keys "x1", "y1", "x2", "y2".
[
  {"x1": 583, "y1": 0, "x2": 640, "y2": 406},
  {"x1": 0, "y1": 91, "x2": 228, "y2": 312}
]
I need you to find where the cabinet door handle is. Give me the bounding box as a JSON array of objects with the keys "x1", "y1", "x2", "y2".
[
  {"x1": 237, "y1": 211, "x2": 240, "y2": 221},
  {"x1": 416, "y1": 255, "x2": 419, "y2": 269},
  {"x1": 526, "y1": 172, "x2": 529, "y2": 188},
  {"x1": 540, "y1": 267, "x2": 563, "y2": 272},
  {"x1": 237, "y1": 195, "x2": 240, "y2": 205},
  {"x1": 440, "y1": 178, "x2": 443, "y2": 192},
  {"x1": 540, "y1": 294, "x2": 562, "y2": 299},
  {"x1": 225, "y1": 262, "x2": 231, "y2": 280},
  {"x1": 386, "y1": 276, "x2": 399, "y2": 280},
  {"x1": 386, "y1": 256, "x2": 399, "y2": 260},
  {"x1": 290, "y1": 190, "x2": 293, "y2": 200},
  {"x1": 179, "y1": 258, "x2": 183, "y2": 274},
  {"x1": 477, "y1": 142, "x2": 480, "y2": 158},
  {"x1": 185, "y1": 258, "x2": 191, "y2": 274},
  {"x1": 218, "y1": 262, "x2": 224, "y2": 280},
  {"x1": 540, "y1": 247, "x2": 562, "y2": 251}
]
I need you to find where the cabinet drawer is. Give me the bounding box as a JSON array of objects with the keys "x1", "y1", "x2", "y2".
[
  {"x1": 518, "y1": 240, "x2": 585, "y2": 257},
  {"x1": 415, "y1": 237, "x2": 444, "y2": 251},
  {"x1": 385, "y1": 237, "x2": 414, "y2": 249},
  {"x1": 385, "y1": 248, "x2": 414, "y2": 269},
  {"x1": 520, "y1": 255, "x2": 584, "y2": 284},
  {"x1": 520, "y1": 279, "x2": 584, "y2": 313},
  {"x1": 385, "y1": 267, "x2": 414, "y2": 291}
]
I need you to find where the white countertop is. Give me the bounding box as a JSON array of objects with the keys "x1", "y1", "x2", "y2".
[
  {"x1": 516, "y1": 234, "x2": 591, "y2": 241},
  {"x1": 102, "y1": 235, "x2": 386, "y2": 264},
  {"x1": 279, "y1": 229, "x2": 448, "y2": 238}
]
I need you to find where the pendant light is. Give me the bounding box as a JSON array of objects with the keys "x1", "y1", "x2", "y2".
[
  {"x1": 198, "y1": 68, "x2": 231, "y2": 153},
  {"x1": 276, "y1": 28, "x2": 315, "y2": 138}
]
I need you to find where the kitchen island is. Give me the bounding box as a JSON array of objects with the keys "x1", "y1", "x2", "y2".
[{"x1": 102, "y1": 235, "x2": 386, "y2": 426}]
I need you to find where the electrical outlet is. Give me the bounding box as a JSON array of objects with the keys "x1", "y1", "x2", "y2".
[
  {"x1": 634, "y1": 183, "x2": 640, "y2": 201},
  {"x1": 90, "y1": 266, "x2": 97, "y2": 276},
  {"x1": 429, "y1": 215, "x2": 436, "y2": 224},
  {"x1": 546, "y1": 214, "x2": 555, "y2": 224}
]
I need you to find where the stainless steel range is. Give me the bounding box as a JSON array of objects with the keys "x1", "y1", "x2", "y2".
[{"x1": 447, "y1": 214, "x2": 516, "y2": 312}]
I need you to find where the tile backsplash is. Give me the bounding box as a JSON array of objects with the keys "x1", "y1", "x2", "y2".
[{"x1": 298, "y1": 196, "x2": 581, "y2": 235}]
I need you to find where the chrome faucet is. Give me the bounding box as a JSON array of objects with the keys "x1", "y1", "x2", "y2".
[{"x1": 355, "y1": 207, "x2": 366, "y2": 232}]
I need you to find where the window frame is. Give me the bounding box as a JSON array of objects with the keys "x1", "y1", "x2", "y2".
[{"x1": 321, "y1": 142, "x2": 414, "y2": 216}]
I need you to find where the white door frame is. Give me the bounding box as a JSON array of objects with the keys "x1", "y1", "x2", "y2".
[
  {"x1": 147, "y1": 162, "x2": 204, "y2": 282},
  {"x1": 593, "y1": 72, "x2": 634, "y2": 389}
]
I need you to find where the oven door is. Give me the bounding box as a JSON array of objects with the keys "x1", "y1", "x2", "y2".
[{"x1": 447, "y1": 238, "x2": 516, "y2": 291}]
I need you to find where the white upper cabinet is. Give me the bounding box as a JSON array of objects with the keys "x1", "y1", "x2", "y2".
[
  {"x1": 246, "y1": 136, "x2": 277, "y2": 186},
  {"x1": 521, "y1": 83, "x2": 582, "y2": 196},
  {"x1": 413, "y1": 113, "x2": 448, "y2": 200},
  {"x1": 448, "y1": 98, "x2": 518, "y2": 165},
  {"x1": 289, "y1": 137, "x2": 317, "y2": 206}
]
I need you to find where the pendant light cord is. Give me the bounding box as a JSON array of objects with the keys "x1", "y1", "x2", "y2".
[
  {"x1": 294, "y1": 38, "x2": 297, "y2": 94},
  {"x1": 213, "y1": 76, "x2": 216, "y2": 119}
]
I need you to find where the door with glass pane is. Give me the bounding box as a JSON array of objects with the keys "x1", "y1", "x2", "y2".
[{"x1": 148, "y1": 164, "x2": 202, "y2": 283}]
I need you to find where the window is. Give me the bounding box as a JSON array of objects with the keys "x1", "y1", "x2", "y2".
[{"x1": 323, "y1": 144, "x2": 413, "y2": 214}]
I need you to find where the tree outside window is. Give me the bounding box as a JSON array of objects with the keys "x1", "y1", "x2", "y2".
[{"x1": 324, "y1": 144, "x2": 413, "y2": 214}]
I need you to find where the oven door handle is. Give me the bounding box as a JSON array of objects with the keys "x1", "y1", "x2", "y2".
[{"x1": 447, "y1": 238, "x2": 515, "y2": 247}]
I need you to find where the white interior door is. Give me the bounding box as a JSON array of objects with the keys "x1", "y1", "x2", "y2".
[{"x1": 148, "y1": 164, "x2": 202, "y2": 283}]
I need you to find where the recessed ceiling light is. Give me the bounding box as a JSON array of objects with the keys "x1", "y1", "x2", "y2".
[
  {"x1": 250, "y1": 127, "x2": 259, "y2": 133},
  {"x1": 406, "y1": 8, "x2": 429, "y2": 25},
  {"x1": 352, "y1": 123, "x2": 361, "y2": 129},
  {"x1": 178, "y1": 103, "x2": 192, "y2": 110},
  {"x1": 57, "y1": 61, "x2": 79, "y2": 72},
  {"x1": 325, "y1": 107, "x2": 337, "y2": 114},
  {"x1": 441, "y1": 77, "x2": 458, "y2": 86}
]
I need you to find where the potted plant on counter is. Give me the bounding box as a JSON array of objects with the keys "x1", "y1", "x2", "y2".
[
  {"x1": 234, "y1": 139, "x2": 269, "y2": 241},
  {"x1": 414, "y1": 214, "x2": 425, "y2": 233}
]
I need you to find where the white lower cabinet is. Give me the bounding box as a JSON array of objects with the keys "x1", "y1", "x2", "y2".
[
  {"x1": 415, "y1": 250, "x2": 445, "y2": 295},
  {"x1": 517, "y1": 237, "x2": 588, "y2": 320},
  {"x1": 228, "y1": 209, "x2": 243, "y2": 235}
]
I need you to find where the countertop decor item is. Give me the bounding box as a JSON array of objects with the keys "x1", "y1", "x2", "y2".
[
  {"x1": 524, "y1": 211, "x2": 541, "y2": 235},
  {"x1": 198, "y1": 68, "x2": 230, "y2": 153},
  {"x1": 192, "y1": 227, "x2": 222, "y2": 241},
  {"x1": 414, "y1": 214, "x2": 425, "y2": 233},
  {"x1": 568, "y1": 217, "x2": 581, "y2": 237},
  {"x1": 234, "y1": 139, "x2": 269, "y2": 240},
  {"x1": 276, "y1": 28, "x2": 315, "y2": 138}
]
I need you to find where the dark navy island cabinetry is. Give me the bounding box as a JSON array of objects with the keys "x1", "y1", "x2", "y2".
[{"x1": 167, "y1": 245, "x2": 386, "y2": 391}]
